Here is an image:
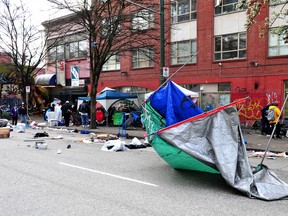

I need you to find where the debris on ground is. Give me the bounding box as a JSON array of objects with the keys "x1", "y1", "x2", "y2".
[
  {"x1": 101, "y1": 139, "x2": 128, "y2": 152},
  {"x1": 34, "y1": 132, "x2": 49, "y2": 138},
  {"x1": 248, "y1": 151, "x2": 288, "y2": 158}
]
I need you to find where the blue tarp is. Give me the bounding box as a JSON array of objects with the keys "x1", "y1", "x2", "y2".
[{"x1": 149, "y1": 81, "x2": 203, "y2": 127}]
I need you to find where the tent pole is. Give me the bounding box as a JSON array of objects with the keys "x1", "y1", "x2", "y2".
[
  {"x1": 153, "y1": 51, "x2": 199, "y2": 94},
  {"x1": 257, "y1": 94, "x2": 288, "y2": 170}
]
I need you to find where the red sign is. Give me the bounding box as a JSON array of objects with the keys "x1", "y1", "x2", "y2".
[{"x1": 59, "y1": 60, "x2": 65, "y2": 71}]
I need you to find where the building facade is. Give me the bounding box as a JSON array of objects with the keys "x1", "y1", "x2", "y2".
[
  {"x1": 42, "y1": 1, "x2": 288, "y2": 125},
  {"x1": 99, "y1": 0, "x2": 288, "y2": 125}
]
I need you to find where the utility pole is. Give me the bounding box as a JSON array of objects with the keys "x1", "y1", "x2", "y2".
[
  {"x1": 125, "y1": 0, "x2": 166, "y2": 85},
  {"x1": 159, "y1": 0, "x2": 165, "y2": 85}
]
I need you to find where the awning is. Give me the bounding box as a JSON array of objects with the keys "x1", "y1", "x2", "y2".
[{"x1": 35, "y1": 74, "x2": 56, "y2": 86}]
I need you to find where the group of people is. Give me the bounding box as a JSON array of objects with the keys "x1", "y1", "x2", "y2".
[
  {"x1": 261, "y1": 101, "x2": 282, "y2": 139},
  {"x1": 45, "y1": 99, "x2": 91, "y2": 128},
  {"x1": 9, "y1": 102, "x2": 28, "y2": 125}
]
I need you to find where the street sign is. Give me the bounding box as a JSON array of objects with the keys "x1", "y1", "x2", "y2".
[
  {"x1": 163, "y1": 67, "x2": 169, "y2": 77},
  {"x1": 26, "y1": 86, "x2": 30, "y2": 93}
]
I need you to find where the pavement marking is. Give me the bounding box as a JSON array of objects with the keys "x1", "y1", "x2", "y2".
[{"x1": 59, "y1": 162, "x2": 159, "y2": 187}]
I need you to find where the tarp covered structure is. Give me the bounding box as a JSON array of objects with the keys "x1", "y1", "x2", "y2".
[
  {"x1": 96, "y1": 88, "x2": 138, "y2": 111},
  {"x1": 142, "y1": 80, "x2": 288, "y2": 200},
  {"x1": 77, "y1": 88, "x2": 139, "y2": 111}
]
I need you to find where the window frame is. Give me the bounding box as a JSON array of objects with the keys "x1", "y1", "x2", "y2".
[
  {"x1": 214, "y1": 32, "x2": 247, "y2": 61},
  {"x1": 68, "y1": 40, "x2": 88, "y2": 59},
  {"x1": 102, "y1": 54, "x2": 121, "y2": 71},
  {"x1": 48, "y1": 44, "x2": 64, "y2": 62},
  {"x1": 268, "y1": 29, "x2": 288, "y2": 57},
  {"x1": 132, "y1": 8, "x2": 154, "y2": 31},
  {"x1": 214, "y1": 0, "x2": 246, "y2": 15},
  {"x1": 171, "y1": 0, "x2": 197, "y2": 24},
  {"x1": 132, "y1": 47, "x2": 154, "y2": 68},
  {"x1": 171, "y1": 39, "x2": 197, "y2": 65}
]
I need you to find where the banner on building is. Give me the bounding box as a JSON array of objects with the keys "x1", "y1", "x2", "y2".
[
  {"x1": 57, "y1": 60, "x2": 66, "y2": 86},
  {"x1": 71, "y1": 65, "x2": 79, "y2": 86}
]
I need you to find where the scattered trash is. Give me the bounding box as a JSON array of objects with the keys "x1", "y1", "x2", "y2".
[
  {"x1": 248, "y1": 151, "x2": 287, "y2": 158},
  {"x1": 125, "y1": 137, "x2": 147, "y2": 149},
  {"x1": 80, "y1": 130, "x2": 89, "y2": 134},
  {"x1": 37, "y1": 122, "x2": 47, "y2": 128},
  {"x1": 52, "y1": 135, "x2": 63, "y2": 139},
  {"x1": 101, "y1": 139, "x2": 128, "y2": 152},
  {"x1": 57, "y1": 149, "x2": 62, "y2": 154},
  {"x1": 16, "y1": 123, "x2": 25, "y2": 133},
  {"x1": 83, "y1": 138, "x2": 93, "y2": 144},
  {"x1": 35, "y1": 141, "x2": 47, "y2": 150},
  {"x1": 34, "y1": 132, "x2": 49, "y2": 138}
]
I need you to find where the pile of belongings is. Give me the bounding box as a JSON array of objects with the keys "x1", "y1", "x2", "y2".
[{"x1": 142, "y1": 80, "x2": 288, "y2": 201}]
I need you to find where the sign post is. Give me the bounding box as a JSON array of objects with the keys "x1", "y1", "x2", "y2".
[{"x1": 163, "y1": 67, "x2": 169, "y2": 77}]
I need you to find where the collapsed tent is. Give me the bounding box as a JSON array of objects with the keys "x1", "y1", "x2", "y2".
[{"x1": 142, "y1": 80, "x2": 288, "y2": 200}]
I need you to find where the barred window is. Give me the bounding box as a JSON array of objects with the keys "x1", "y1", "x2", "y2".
[
  {"x1": 171, "y1": 40, "x2": 197, "y2": 64},
  {"x1": 214, "y1": 32, "x2": 246, "y2": 60},
  {"x1": 132, "y1": 47, "x2": 154, "y2": 68},
  {"x1": 171, "y1": 0, "x2": 197, "y2": 24}
]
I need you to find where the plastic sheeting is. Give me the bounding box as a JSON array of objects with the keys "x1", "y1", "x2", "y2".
[
  {"x1": 157, "y1": 104, "x2": 288, "y2": 200},
  {"x1": 142, "y1": 81, "x2": 288, "y2": 200},
  {"x1": 149, "y1": 81, "x2": 203, "y2": 127}
]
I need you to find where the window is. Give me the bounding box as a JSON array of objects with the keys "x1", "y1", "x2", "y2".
[
  {"x1": 171, "y1": 0, "x2": 197, "y2": 24},
  {"x1": 214, "y1": 32, "x2": 246, "y2": 60},
  {"x1": 68, "y1": 40, "x2": 88, "y2": 59},
  {"x1": 171, "y1": 40, "x2": 197, "y2": 64},
  {"x1": 102, "y1": 55, "x2": 120, "y2": 71},
  {"x1": 48, "y1": 45, "x2": 64, "y2": 62},
  {"x1": 132, "y1": 9, "x2": 154, "y2": 31},
  {"x1": 215, "y1": 0, "x2": 245, "y2": 15},
  {"x1": 268, "y1": 30, "x2": 288, "y2": 56},
  {"x1": 132, "y1": 47, "x2": 154, "y2": 68}
]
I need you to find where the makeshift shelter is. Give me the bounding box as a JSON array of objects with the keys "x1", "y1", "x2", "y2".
[
  {"x1": 142, "y1": 80, "x2": 288, "y2": 200},
  {"x1": 77, "y1": 88, "x2": 139, "y2": 111},
  {"x1": 144, "y1": 81, "x2": 199, "y2": 100},
  {"x1": 96, "y1": 88, "x2": 139, "y2": 111}
]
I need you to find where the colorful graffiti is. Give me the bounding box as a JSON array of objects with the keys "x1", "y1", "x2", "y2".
[{"x1": 232, "y1": 92, "x2": 279, "y2": 125}]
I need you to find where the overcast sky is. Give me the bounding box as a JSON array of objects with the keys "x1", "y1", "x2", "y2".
[{"x1": 28, "y1": 0, "x2": 71, "y2": 27}]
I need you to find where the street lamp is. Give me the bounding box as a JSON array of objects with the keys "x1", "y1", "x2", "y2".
[{"x1": 125, "y1": 0, "x2": 165, "y2": 85}]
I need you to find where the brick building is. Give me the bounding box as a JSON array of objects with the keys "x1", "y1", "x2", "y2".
[{"x1": 42, "y1": 1, "x2": 288, "y2": 124}]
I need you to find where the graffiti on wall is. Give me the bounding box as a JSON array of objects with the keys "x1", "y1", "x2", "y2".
[{"x1": 233, "y1": 92, "x2": 279, "y2": 122}]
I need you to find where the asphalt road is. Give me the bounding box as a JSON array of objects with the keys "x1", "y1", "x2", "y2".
[{"x1": 0, "y1": 127, "x2": 288, "y2": 216}]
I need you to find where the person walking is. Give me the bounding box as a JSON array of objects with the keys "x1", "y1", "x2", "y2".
[
  {"x1": 268, "y1": 101, "x2": 282, "y2": 139},
  {"x1": 10, "y1": 104, "x2": 19, "y2": 126},
  {"x1": 61, "y1": 101, "x2": 73, "y2": 127},
  {"x1": 78, "y1": 100, "x2": 90, "y2": 127},
  {"x1": 261, "y1": 102, "x2": 273, "y2": 135},
  {"x1": 18, "y1": 102, "x2": 27, "y2": 124}
]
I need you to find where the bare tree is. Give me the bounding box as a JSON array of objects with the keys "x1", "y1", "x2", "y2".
[
  {"x1": 47, "y1": 0, "x2": 171, "y2": 129},
  {"x1": 0, "y1": 0, "x2": 65, "y2": 111}
]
